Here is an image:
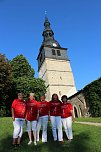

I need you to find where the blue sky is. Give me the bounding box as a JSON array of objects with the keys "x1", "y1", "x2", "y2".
[{"x1": 0, "y1": 0, "x2": 101, "y2": 91}]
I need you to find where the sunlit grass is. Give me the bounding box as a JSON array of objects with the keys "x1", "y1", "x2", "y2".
[
  {"x1": 75, "y1": 117, "x2": 101, "y2": 123},
  {"x1": 0, "y1": 117, "x2": 101, "y2": 152}
]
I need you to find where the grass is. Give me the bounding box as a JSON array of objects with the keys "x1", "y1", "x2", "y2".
[
  {"x1": 75, "y1": 117, "x2": 101, "y2": 123},
  {"x1": 0, "y1": 117, "x2": 101, "y2": 152}
]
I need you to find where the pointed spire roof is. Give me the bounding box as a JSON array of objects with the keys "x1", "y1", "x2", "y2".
[
  {"x1": 43, "y1": 11, "x2": 51, "y2": 30},
  {"x1": 43, "y1": 15, "x2": 54, "y2": 36},
  {"x1": 41, "y1": 15, "x2": 61, "y2": 48}
]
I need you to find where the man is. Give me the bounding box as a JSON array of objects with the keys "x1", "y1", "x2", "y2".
[
  {"x1": 26, "y1": 93, "x2": 39, "y2": 146},
  {"x1": 11, "y1": 93, "x2": 26, "y2": 147}
]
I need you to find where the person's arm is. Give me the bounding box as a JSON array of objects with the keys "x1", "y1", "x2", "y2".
[
  {"x1": 25, "y1": 108, "x2": 27, "y2": 120},
  {"x1": 48, "y1": 102, "x2": 50, "y2": 121},
  {"x1": 11, "y1": 108, "x2": 15, "y2": 121},
  {"x1": 48, "y1": 110, "x2": 50, "y2": 121},
  {"x1": 37, "y1": 109, "x2": 39, "y2": 120},
  {"x1": 25, "y1": 101, "x2": 28, "y2": 120}
]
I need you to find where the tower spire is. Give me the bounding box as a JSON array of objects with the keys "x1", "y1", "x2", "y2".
[
  {"x1": 44, "y1": 12, "x2": 51, "y2": 29},
  {"x1": 44, "y1": 10, "x2": 49, "y2": 23},
  {"x1": 45, "y1": 10, "x2": 47, "y2": 19},
  {"x1": 42, "y1": 15, "x2": 60, "y2": 48}
]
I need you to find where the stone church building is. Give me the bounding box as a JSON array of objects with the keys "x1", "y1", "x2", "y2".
[
  {"x1": 37, "y1": 17, "x2": 89, "y2": 117},
  {"x1": 67, "y1": 90, "x2": 89, "y2": 117}
]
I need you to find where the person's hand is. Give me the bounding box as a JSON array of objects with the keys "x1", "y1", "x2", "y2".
[
  {"x1": 72, "y1": 117, "x2": 75, "y2": 122},
  {"x1": 48, "y1": 116, "x2": 50, "y2": 121},
  {"x1": 12, "y1": 116, "x2": 15, "y2": 121},
  {"x1": 37, "y1": 115, "x2": 39, "y2": 121},
  {"x1": 25, "y1": 116, "x2": 27, "y2": 121}
]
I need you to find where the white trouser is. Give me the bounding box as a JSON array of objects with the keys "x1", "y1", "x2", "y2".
[
  {"x1": 26, "y1": 120, "x2": 37, "y2": 131},
  {"x1": 37, "y1": 115, "x2": 48, "y2": 142},
  {"x1": 50, "y1": 116, "x2": 63, "y2": 141},
  {"x1": 13, "y1": 118, "x2": 25, "y2": 138},
  {"x1": 62, "y1": 116, "x2": 73, "y2": 140}
]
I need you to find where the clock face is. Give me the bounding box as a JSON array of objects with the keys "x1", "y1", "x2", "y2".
[{"x1": 53, "y1": 43, "x2": 57, "y2": 47}]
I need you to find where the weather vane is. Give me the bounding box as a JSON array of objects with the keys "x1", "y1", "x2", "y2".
[
  {"x1": 45, "y1": 10, "x2": 48, "y2": 19},
  {"x1": 45, "y1": 10, "x2": 47, "y2": 16}
]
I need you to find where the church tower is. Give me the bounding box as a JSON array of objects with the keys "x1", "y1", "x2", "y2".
[{"x1": 37, "y1": 16, "x2": 77, "y2": 100}]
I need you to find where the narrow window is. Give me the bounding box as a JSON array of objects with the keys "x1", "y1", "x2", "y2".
[
  {"x1": 52, "y1": 49, "x2": 56, "y2": 55},
  {"x1": 57, "y1": 50, "x2": 61, "y2": 56},
  {"x1": 60, "y1": 76, "x2": 62, "y2": 80},
  {"x1": 49, "y1": 32, "x2": 52, "y2": 37},
  {"x1": 59, "y1": 91, "x2": 61, "y2": 96}
]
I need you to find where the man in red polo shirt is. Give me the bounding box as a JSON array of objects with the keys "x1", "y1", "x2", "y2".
[
  {"x1": 37, "y1": 95, "x2": 49, "y2": 143},
  {"x1": 11, "y1": 93, "x2": 26, "y2": 147},
  {"x1": 26, "y1": 93, "x2": 39, "y2": 146}
]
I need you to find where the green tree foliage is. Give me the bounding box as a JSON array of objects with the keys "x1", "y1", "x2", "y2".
[
  {"x1": 0, "y1": 53, "x2": 46, "y2": 116},
  {"x1": 14, "y1": 76, "x2": 46, "y2": 100},
  {"x1": 10, "y1": 54, "x2": 35, "y2": 78},
  {"x1": 83, "y1": 77, "x2": 101, "y2": 117},
  {"x1": 10, "y1": 54, "x2": 46, "y2": 100},
  {"x1": 0, "y1": 53, "x2": 14, "y2": 116}
]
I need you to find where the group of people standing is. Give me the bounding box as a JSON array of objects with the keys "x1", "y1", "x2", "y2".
[{"x1": 11, "y1": 92, "x2": 74, "y2": 147}]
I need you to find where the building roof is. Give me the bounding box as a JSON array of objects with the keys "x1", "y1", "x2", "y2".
[{"x1": 41, "y1": 16, "x2": 61, "y2": 48}]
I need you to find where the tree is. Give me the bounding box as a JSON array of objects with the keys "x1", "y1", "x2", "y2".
[
  {"x1": 83, "y1": 77, "x2": 101, "y2": 117},
  {"x1": 14, "y1": 76, "x2": 46, "y2": 100},
  {"x1": 0, "y1": 53, "x2": 14, "y2": 116},
  {"x1": 10, "y1": 54, "x2": 35, "y2": 78},
  {"x1": 0, "y1": 53, "x2": 46, "y2": 116},
  {"x1": 10, "y1": 54, "x2": 46, "y2": 100}
]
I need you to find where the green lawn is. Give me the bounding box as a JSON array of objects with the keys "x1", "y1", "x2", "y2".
[
  {"x1": 0, "y1": 117, "x2": 101, "y2": 152},
  {"x1": 75, "y1": 117, "x2": 101, "y2": 123}
]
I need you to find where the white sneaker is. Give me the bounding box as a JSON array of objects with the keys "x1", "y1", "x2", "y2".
[
  {"x1": 28, "y1": 141, "x2": 32, "y2": 145},
  {"x1": 34, "y1": 141, "x2": 37, "y2": 146}
]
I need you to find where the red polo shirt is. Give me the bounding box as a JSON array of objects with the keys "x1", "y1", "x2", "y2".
[
  {"x1": 61, "y1": 102, "x2": 73, "y2": 118},
  {"x1": 49, "y1": 101, "x2": 62, "y2": 116},
  {"x1": 38, "y1": 101, "x2": 49, "y2": 117},
  {"x1": 26, "y1": 99, "x2": 39, "y2": 121},
  {"x1": 11, "y1": 99, "x2": 26, "y2": 119}
]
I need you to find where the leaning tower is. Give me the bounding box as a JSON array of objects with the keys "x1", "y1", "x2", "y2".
[{"x1": 37, "y1": 17, "x2": 77, "y2": 100}]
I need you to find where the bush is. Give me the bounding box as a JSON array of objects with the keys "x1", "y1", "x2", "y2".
[{"x1": 84, "y1": 77, "x2": 101, "y2": 117}]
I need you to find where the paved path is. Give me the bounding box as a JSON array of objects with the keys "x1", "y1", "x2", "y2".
[{"x1": 75, "y1": 121, "x2": 101, "y2": 126}]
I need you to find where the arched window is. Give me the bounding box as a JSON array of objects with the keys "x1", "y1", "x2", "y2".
[
  {"x1": 59, "y1": 91, "x2": 61, "y2": 96},
  {"x1": 60, "y1": 76, "x2": 62, "y2": 80},
  {"x1": 45, "y1": 33, "x2": 48, "y2": 37},
  {"x1": 74, "y1": 107, "x2": 78, "y2": 118},
  {"x1": 49, "y1": 32, "x2": 52, "y2": 37}
]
